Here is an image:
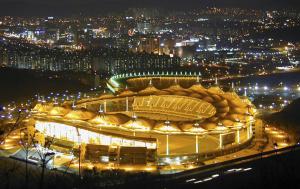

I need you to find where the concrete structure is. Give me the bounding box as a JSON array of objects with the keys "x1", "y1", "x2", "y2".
[{"x1": 31, "y1": 77, "x2": 256, "y2": 166}]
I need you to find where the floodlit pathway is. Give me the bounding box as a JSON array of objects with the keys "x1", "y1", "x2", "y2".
[
  {"x1": 0, "y1": 124, "x2": 293, "y2": 174},
  {"x1": 203, "y1": 125, "x2": 292, "y2": 166}
]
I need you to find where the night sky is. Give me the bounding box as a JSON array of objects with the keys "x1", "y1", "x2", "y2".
[{"x1": 0, "y1": 0, "x2": 299, "y2": 16}]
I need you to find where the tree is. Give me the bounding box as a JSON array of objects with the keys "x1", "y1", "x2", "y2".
[
  {"x1": 0, "y1": 108, "x2": 32, "y2": 189},
  {"x1": 0, "y1": 109, "x2": 28, "y2": 144},
  {"x1": 24, "y1": 126, "x2": 56, "y2": 189},
  {"x1": 33, "y1": 135, "x2": 55, "y2": 189},
  {"x1": 19, "y1": 119, "x2": 45, "y2": 189},
  {"x1": 19, "y1": 128, "x2": 33, "y2": 189},
  {"x1": 79, "y1": 143, "x2": 86, "y2": 178}
]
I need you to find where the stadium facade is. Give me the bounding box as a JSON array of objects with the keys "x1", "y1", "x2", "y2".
[{"x1": 31, "y1": 75, "x2": 256, "y2": 166}]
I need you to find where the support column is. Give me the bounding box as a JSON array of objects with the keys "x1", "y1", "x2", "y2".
[
  {"x1": 99, "y1": 104, "x2": 103, "y2": 113},
  {"x1": 236, "y1": 130, "x2": 240, "y2": 144},
  {"x1": 77, "y1": 134, "x2": 82, "y2": 177},
  {"x1": 166, "y1": 134, "x2": 169, "y2": 155},
  {"x1": 247, "y1": 124, "x2": 250, "y2": 139},
  {"x1": 249, "y1": 122, "x2": 252, "y2": 139},
  {"x1": 126, "y1": 97, "x2": 129, "y2": 112},
  {"x1": 195, "y1": 135, "x2": 199, "y2": 153},
  {"x1": 219, "y1": 134, "x2": 223, "y2": 149},
  {"x1": 247, "y1": 122, "x2": 252, "y2": 139}
]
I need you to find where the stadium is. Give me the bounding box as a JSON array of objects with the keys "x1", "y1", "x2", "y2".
[{"x1": 31, "y1": 74, "x2": 256, "y2": 167}]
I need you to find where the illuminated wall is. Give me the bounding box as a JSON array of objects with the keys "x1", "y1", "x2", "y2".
[{"x1": 35, "y1": 121, "x2": 156, "y2": 149}]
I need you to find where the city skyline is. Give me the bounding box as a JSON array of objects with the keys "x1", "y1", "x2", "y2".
[
  {"x1": 0, "y1": 0, "x2": 300, "y2": 16},
  {"x1": 0, "y1": 2, "x2": 300, "y2": 189}
]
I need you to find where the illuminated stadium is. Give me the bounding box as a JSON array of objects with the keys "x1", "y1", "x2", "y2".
[{"x1": 31, "y1": 75, "x2": 256, "y2": 166}]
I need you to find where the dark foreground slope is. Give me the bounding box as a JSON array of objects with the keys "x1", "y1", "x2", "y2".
[
  {"x1": 0, "y1": 68, "x2": 92, "y2": 104},
  {"x1": 265, "y1": 98, "x2": 300, "y2": 141},
  {"x1": 2, "y1": 147, "x2": 300, "y2": 189}
]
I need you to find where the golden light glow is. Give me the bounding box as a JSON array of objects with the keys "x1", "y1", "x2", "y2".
[
  {"x1": 132, "y1": 95, "x2": 216, "y2": 121},
  {"x1": 35, "y1": 121, "x2": 157, "y2": 149}
]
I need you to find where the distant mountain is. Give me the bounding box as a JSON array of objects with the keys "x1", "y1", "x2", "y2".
[
  {"x1": 268, "y1": 98, "x2": 300, "y2": 125},
  {"x1": 0, "y1": 0, "x2": 299, "y2": 16},
  {"x1": 251, "y1": 26, "x2": 300, "y2": 43},
  {"x1": 0, "y1": 68, "x2": 91, "y2": 104},
  {"x1": 265, "y1": 98, "x2": 300, "y2": 141}
]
